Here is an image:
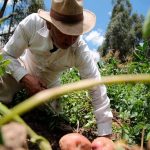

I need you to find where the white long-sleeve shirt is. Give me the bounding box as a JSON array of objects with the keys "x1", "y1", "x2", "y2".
[{"x1": 3, "y1": 13, "x2": 113, "y2": 136}]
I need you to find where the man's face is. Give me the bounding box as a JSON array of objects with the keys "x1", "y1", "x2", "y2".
[{"x1": 47, "y1": 22, "x2": 79, "y2": 49}]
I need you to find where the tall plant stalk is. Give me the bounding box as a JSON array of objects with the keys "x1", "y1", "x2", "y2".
[
  {"x1": 0, "y1": 103, "x2": 52, "y2": 150},
  {"x1": 0, "y1": 74, "x2": 149, "y2": 125}
]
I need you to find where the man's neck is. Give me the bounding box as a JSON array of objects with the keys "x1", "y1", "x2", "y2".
[{"x1": 50, "y1": 44, "x2": 58, "y2": 53}]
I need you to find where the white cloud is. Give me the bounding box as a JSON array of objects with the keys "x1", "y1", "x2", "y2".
[
  {"x1": 108, "y1": 11, "x2": 112, "y2": 16},
  {"x1": 84, "y1": 29, "x2": 105, "y2": 46}
]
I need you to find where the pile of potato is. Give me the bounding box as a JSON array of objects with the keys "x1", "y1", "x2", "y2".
[{"x1": 59, "y1": 133, "x2": 150, "y2": 150}]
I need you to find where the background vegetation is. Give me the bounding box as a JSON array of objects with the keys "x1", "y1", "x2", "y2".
[{"x1": 0, "y1": 0, "x2": 45, "y2": 46}]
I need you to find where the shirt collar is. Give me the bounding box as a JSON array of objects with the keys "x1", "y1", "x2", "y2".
[
  {"x1": 37, "y1": 22, "x2": 55, "y2": 51},
  {"x1": 37, "y1": 22, "x2": 49, "y2": 38}
]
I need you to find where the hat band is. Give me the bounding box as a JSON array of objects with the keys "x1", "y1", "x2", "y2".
[{"x1": 50, "y1": 9, "x2": 83, "y2": 23}]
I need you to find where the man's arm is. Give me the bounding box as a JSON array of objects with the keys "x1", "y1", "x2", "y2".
[
  {"x1": 74, "y1": 39, "x2": 113, "y2": 137},
  {"x1": 2, "y1": 14, "x2": 33, "y2": 82},
  {"x1": 2, "y1": 14, "x2": 47, "y2": 96}
]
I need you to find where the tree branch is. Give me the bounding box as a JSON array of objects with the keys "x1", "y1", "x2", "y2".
[
  {"x1": 0, "y1": 12, "x2": 17, "y2": 24},
  {"x1": 0, "y1": 0, "x2": 9, "y2": 18}
]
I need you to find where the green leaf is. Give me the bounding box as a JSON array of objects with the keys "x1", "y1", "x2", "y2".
[
  {"x1": 1, "y1": 60, "x2": 10, "y2": 67},
  {"x1": 0, "y1": 68, "x2": 5, "y2": 77},
  {"x1": 143, "y1": 41, "x2": 148, "y2": 51},
  {"x1": 143, "y1": 11, "x2": 150, "y2": 39},
  {"x1": 136, "y1": 45, "x2": 143, "y2": 51},
  {"x1": 0, "y1": 55, "x2": 3, "y2": 61},
  {"x1": 147, "y1": 131, "x2": 150, "y2": 140}
]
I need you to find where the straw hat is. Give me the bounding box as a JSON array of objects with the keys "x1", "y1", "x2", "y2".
[{"x1": 38, "y1": 0, "x2": 96, "y2": 35}]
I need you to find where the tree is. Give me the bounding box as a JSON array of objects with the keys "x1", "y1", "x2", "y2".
[
  {"x1": 0, "y1": 0, "x2": 45, "y2": 46},
  {"x1": 99, "y1": 0, "x2": 143, "y2": 61},
  {"x1": 28, "y1": 0, "x2": 45, "y2": 14},
  {"x1": 0, "y1": 0, "x2": 9, "y2": 18}
]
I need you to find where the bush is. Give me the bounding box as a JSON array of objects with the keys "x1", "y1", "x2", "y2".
[
  {"x1": 60, "y1": 68, "x2": 96, "y2": 130},
  {"x1": 99, "y1": 44, "x2": 150, "y2": 144}
]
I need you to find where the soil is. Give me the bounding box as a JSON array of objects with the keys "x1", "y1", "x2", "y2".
[
  {"x1": 7, "y1": 90, "x2": 117, "y2": 150},
  {"x1": 21, "y1": 107, "x2": 97, "y2": 150},
  {"x1": 22, "y1": 108, "x2": 72, "y2": 150}
]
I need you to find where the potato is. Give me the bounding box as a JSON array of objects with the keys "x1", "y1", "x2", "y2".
[
  {"x1": 91, "y1": 137, "x2": 115, "y2": 150},
  {"x1": 1, "y1": 122, "x2": 27, "y2": 149},
  {"x1": 59, "y1": 133, "x2": 91, "y2": 150}
]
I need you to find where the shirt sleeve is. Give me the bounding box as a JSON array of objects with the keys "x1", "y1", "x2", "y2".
[
  {"x1": 75, "y1": 39, "x2": 113, "y2": 136},
  {"x1": 2, "y1": 14, "x2": 34, "y2": 82}
]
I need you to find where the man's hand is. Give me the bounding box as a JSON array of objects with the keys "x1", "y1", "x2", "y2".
[{"x1": 20, "y1": 74, "x2": 47, "y2": 96}]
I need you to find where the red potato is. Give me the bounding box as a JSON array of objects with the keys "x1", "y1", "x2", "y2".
[
  {"x1": 91, "y1": 137, "x2": 115, "y2": 150},
  {"x1": 59, "y1": 133, "x2": 91, "y2": 150}
]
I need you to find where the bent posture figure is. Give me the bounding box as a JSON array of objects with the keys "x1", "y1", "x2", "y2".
[{"x1": 0, "y1": 0, "x2": 113, "y2": 137}]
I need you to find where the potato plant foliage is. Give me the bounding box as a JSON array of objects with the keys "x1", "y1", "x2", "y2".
[
  {"x1": 60, "y1": 69, "x2": 96, "y2": 130},
  {"x1": 60, "y1": 41, "x2": 150, "y2": 144},
  {"x1": 0, "y1": 54, "x2": 10, "y2": 77},
  {"x1": 100, "y1": 57, "x2": 150, "y2": 143}
]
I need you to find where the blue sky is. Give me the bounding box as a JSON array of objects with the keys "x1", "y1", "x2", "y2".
[
  {"x1": 1, "y1": 0, "x2": 150, "y2": 51},
  {"x1": 44, "y1": 0, "x2": 150, "y2": 51}
]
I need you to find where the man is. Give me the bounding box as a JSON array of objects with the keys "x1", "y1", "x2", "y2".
[{"x1": 1, "y1": 0, "x2": 113, "y2": 137}]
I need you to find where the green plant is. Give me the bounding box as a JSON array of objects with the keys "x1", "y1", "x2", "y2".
[
  {"x1": 0, "y1": 103, "x2": 52, "y2": 150},
  {"x1": 143, "y1": 10, "x2": 150, "y2": 39},
  {"x1": 61, "y1": 69, "x2": 95, "y2": 130},
  {"x1": 133, "y1": 41, "x2": 150, "y2": 62},
  {"x1": 99, "y1": 49, "x2": 150, "y2": 144},
  {"x1": 0, "y1": 54, "x2": 10, "y2": 77},
  {"x1": 107, "y1": 83, "x2": 150, "y2": 143},
  {"x1": 0, "y1": 74, "x2": 149, "y2": 125}
]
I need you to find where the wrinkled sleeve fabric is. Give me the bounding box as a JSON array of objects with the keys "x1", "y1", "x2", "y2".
[
  {"x1": 75, "y1": 39, "x2": 113, "y2": 136},
  {"x1": 2, "y1": 14, "x2": 34, "y2": 82}
]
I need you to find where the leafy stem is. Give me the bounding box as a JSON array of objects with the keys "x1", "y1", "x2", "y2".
[
  {"x1": 0, "y1": 74, "x2": 150, "y2": 125},
  {"x1": 0, "y1": 103, "x2": 52, "y2": 150}
]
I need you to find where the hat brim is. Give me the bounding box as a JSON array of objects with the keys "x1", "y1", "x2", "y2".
[{"x1": 38, "y1": 9, "x2": 96, "y2": 35}]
